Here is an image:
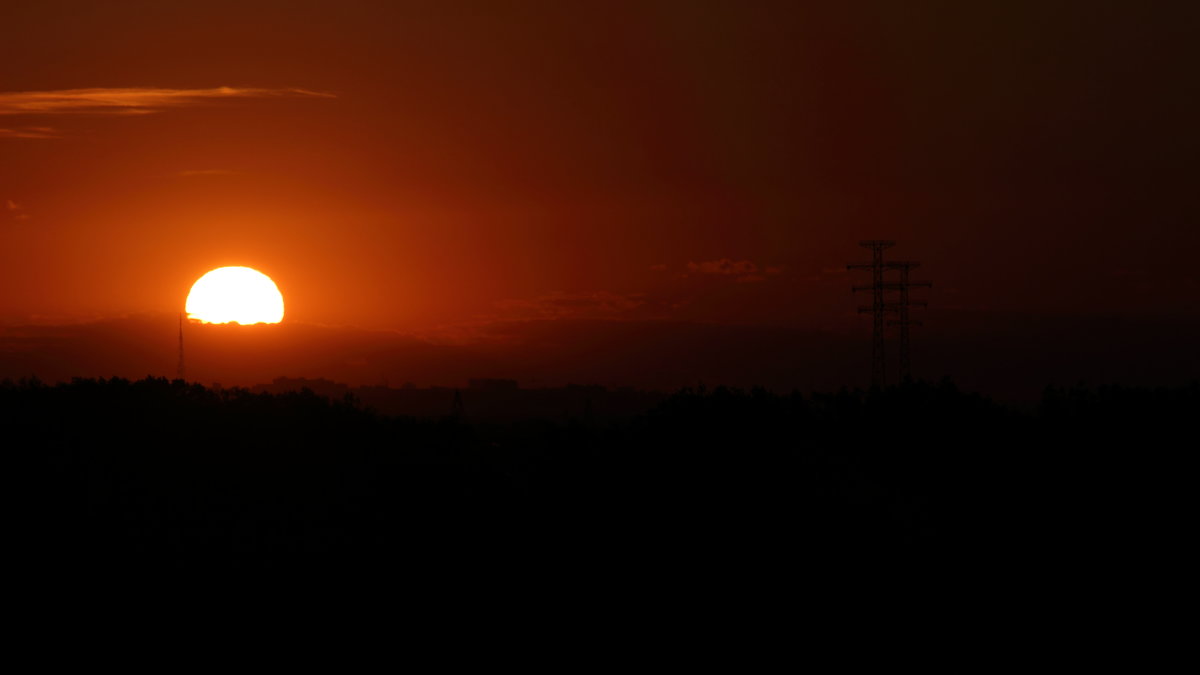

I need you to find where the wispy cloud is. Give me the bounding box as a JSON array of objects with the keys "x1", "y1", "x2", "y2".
[
  {"x1": 494, "y1": 291, "x2": 647, "y2": 320},
  {"x1": 416, "y1": 291, "x2": 662, "y2": 345},
  {"x1": 4, "y1": 199, "x2": 31, "y2": 222},
  {"x1": 0, "y1": 87, "x2": 334, "y2": 116},
  {"x1": 178, "y1": 169, "x2": 239, "y2": 177},
  {"x1": 685, "y1": 259, "x2": 784, "y2": 283},
  {"x1": 688, "y1": 259, "x2": 759, "y2": 276},
  {"x1": 0, "y1": 126, "x2": 59, "y2": 139}
]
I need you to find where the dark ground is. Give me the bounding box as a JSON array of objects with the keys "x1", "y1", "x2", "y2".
[{"x1": 4, "y1": 376, "x2": 1190, "y2": 585}]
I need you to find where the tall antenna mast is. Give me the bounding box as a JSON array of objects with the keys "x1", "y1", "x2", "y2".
[
  {"x1": 450, "y1": 389, "x2": 466, "y2": 422},
  {"x1": 177, "y1": 313, "x2": 185, "y2": 381}
]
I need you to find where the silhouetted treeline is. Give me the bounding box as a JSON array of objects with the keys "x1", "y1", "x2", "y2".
[
  {"x1": 253, "y1": 375, "x2": 667, "y2": 422},
  {"x1": 3, "y1": 376, "x2": 1192, "y2": 578}
]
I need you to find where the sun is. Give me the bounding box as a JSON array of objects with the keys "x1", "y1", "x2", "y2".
[{"x1": 186, "y1": 266, "x2": 284, "y2": 324}]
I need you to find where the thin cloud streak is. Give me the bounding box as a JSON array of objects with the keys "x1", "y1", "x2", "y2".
[
  {"x1": 493, "y1": 291, "x2": 648, "y2": 321},
  {"x1": 178, "y1": 169, "x2": 240, "y2": 177},
  {"x1": 0, "y1": 87, "x2": 335, "y2": 115},
  {"x1": 4, "y1": 198, "x2": 31, "y2": 222},
  {"x1": 0, "y1": 126, "x2": 59, "y2": 138},
  {"x1": 685, "y1": 259, "x2": 784, "y2": 283}
]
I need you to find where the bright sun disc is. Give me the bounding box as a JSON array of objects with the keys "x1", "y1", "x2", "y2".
[{"x1": 186, "y1": 266, "x2": 284, "y2": 324}]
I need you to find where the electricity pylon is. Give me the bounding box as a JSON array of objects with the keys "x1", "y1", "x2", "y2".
[
  {"x1": 883, "y1": 262, "x2": 931, "y2": 381},
  {"x1": 848, "y1": 242, "x2": 931, "y2": 387},
  {"x1": 848, "y1": 240, "x2": 895, "y2": 388}
]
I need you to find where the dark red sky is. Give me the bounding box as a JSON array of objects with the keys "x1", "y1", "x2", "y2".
[{"x1": 2, "y1": 1, "x2": 1197, "y2": 392}]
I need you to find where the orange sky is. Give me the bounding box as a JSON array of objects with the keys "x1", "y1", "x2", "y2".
[{"x1": 2, "y1": 1, "x2": 1198, "y2": 390}]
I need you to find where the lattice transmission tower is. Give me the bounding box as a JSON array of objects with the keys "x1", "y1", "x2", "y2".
[
  {"x1": 848, "y1": 240, "x2": 894, "y2": 388},
  {"x1": 883, "y1": 261, "x2": 932, "y2": 382},
  {"x1": 848, "y1": 242, "x2": 930, "y2": 387}
]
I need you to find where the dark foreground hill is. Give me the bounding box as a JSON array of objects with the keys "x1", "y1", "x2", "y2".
[{"x1": 3, "y1": 376, "x2": 1192, "y2": 580}]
